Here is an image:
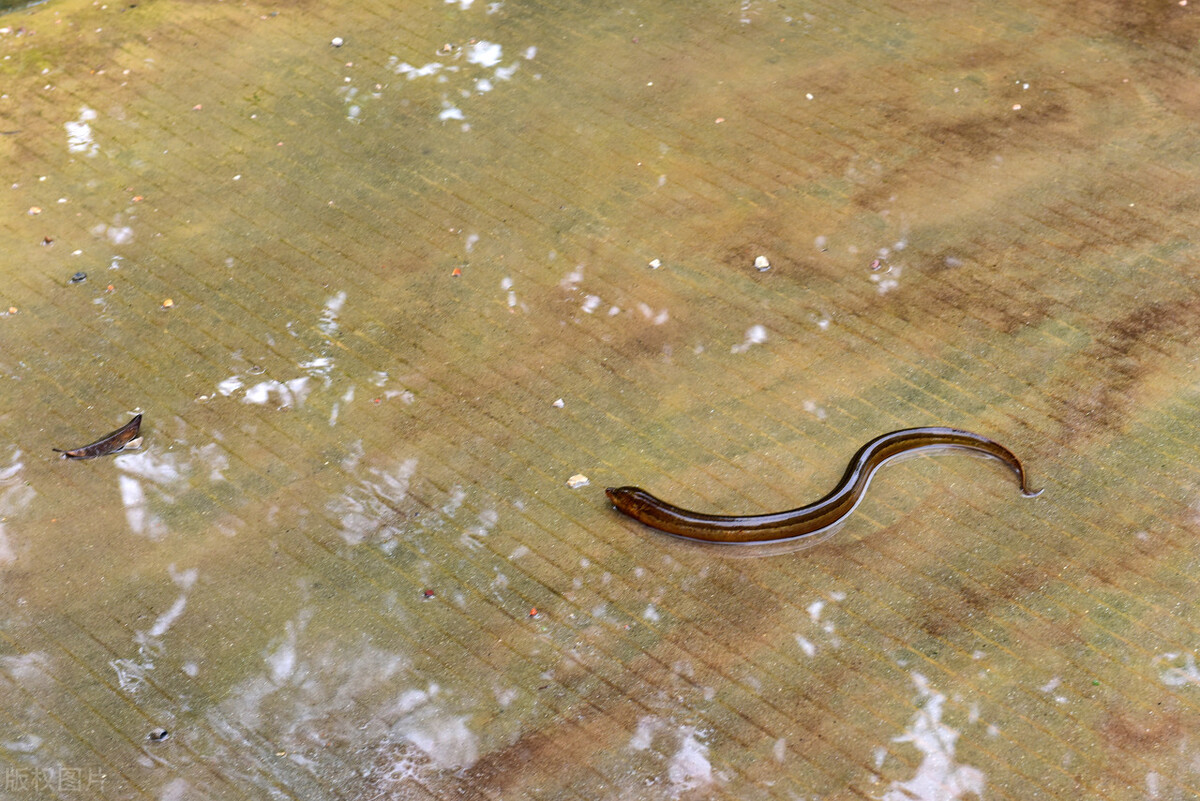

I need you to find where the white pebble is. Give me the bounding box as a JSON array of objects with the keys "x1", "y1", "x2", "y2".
[
  {"x1": 331, "y1": 37, "x2": 345, "y2": 47},
  {"x1": 754, "y1": 255, "x2": 770, "y2": 271}
]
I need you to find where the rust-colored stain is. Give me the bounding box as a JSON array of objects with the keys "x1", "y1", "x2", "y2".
[{"x1": 2, "y1": 0, "x2": 1200, "y2": 797}]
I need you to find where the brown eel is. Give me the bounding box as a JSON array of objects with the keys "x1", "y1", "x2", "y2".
[
  {"x1": 53, "y1": 413, "x2": 143, "y2": 459},
  {"x1": 606, "y1": 427, "x2": 1040, "y2": 545}
]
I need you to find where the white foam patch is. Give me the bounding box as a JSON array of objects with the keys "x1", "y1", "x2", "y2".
[
  {"x1": 118, "y1": 475, "x2": 149, "y2": 537},
  {"x1": 391, "y1": 707, "x2": 479, "y2": 770},
  {"x1": 146, "y1": 594, "x2": 188, "y2": 639},
  {"x1": 65, "y1": 106, "x2": 99, "y2": 156},
  {"x1": 881, "y1": 673, "x2": 985, "y2": 800},
  {"x1": 193, "y1": 443, "x2": 229, "y2": 482},
  {"x1": 242, "y1": 377, "x2": 311, "y2": 408},
  {"x1": 460, "y1": 507, "x2": 498, "y2": 549},
  {"x1": 0, "y1": 449, "x2": 35, "y2": 566},
  {"x1": 392, "y1": 61, "x2": 445, "y2": 79},
  {"x1": 0, "y1": 652, "x2": 52, "y2": 685},
  {"x1": 319, "y1": 292, "x2": 346, "y2": 336},
  {"x1": 116, "y1": 449, "x2": 182, "y2": 484},
  {"x1": 629, "y1": 715, "x2": 661, "y2": 750},
  {"x1": 267, "y1": 620, "x2": 301, "y2": 685},
  {"x1": 731, "y1": 324, "x2": 768, "y2": 353},
  {"x1": 1155, "y1": 652, "x2": 1200, "y2": 686},
  {"x1": 107, "y1": 225, "x2": 134, "y2": 245},
  {"x1": 466, "y1": 41, "x2": 502, "y2": 67},
  {"x1": 329, "y1": 458, "x2": 420, "y2": 546},
  {"x1": 114, "y1": 450, "x2": 184, "y2": 540},
  {"x1": 0, "y1": 525, "x2": 14, "y2": 567},
  {"x1": 668, "y1": 728, "x2": 712, "y2": 792},
  {"x1": 217, "y1": 376, "x2": 244, "y2": 396}
]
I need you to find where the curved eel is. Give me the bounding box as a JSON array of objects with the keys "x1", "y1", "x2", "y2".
[{"x1": 606, "y1": 427, "x2": 1040, "y2": 545}]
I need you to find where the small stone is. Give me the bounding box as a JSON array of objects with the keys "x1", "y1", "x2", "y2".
[
  {"x1": 566, "y1": 474, "x2": 590, "y2": 489},
  {"x1": 648, "y1": 258, "x2": 661, "y2": 269},
  {"x1": 754, "y1": 255, "x2": 770, "y2": 271},
  {"x1": 331, "y1": 36, "x2": 344, "y2": 47},
  {"x1": 69, "y1": 271, "x2": 87, "y2": 284},
  {"x1": 552, "y1": 398, "x2": 564, "y2": 408}
]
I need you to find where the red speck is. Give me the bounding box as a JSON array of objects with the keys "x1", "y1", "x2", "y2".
[
  {"x1": 528, "y1": 608, "x2": 538, "y2": 618},
  {"x1": 451, "y1": 267, "x2": 462, "y2": 277},
  {"x1": 422, "y1": 589, "x2": 435, "y2": 599},
  {"x1": 372, "y1": 398, "x2": 381, "y2": 404}
]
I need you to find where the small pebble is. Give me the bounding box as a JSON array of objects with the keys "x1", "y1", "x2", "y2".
[
  {"x1": 648, "y1": 258, "x2": 662, "y2": 269},
  {"x1": 69, "y1": 271, "x2": 87, "y2": 284},
  {"x1": 552, "y1": 398, "x2": 564, "y2": 408},
  {"x1": 331, "y1": 36, "x2": 344, "y2": 47},
  {"x1": 754, "y1": 255, "x2": 770, "y2": 271},
  {"x1": 148, "y1": 728, "x2": 169, "y2": 743},
  {"x1": 161, "y1": 298, "x2": 174, "y2": 309},
  {"x1": 566, "y1": 474, "x2": 589, "y2": 489}
]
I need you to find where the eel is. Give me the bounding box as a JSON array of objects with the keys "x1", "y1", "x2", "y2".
[{"x1": 606, "y1": 427, "x2": 1040, "y2": 545}]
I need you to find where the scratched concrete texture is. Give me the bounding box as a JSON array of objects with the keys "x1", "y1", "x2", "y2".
[{"x1": 1, "y1": 0, "x2": 1199, "y2": 798}]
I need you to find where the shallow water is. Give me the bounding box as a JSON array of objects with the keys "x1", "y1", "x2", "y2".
[{"x1": 3, "y1": 0, "x2": 1200, "y2": 798}]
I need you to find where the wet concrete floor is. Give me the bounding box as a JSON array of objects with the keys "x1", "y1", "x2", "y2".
[{"x1": 3, "y1": 0, "x2": 1200, "y2": 798}]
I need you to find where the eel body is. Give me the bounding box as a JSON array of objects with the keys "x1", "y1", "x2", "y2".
[{"x1": 605, "y1": 427, "x2": 1040, "y2": 545}]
